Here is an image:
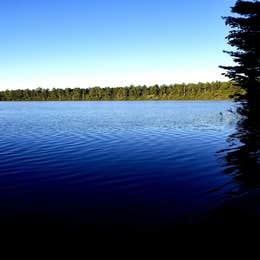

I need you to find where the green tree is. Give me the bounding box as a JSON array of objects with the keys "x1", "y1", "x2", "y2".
[
  {"x1": 220, "y1": 0, "x2": 260, "y2": 109},
  {"x1": 219, "y1": 1, "x2": 260, "y2": 189},
  {"x1": 72, "y1": 88, "x2": 81, "y2": 100},
  {"x1": 0, "y1": 82, "x2": 244, "y2": 101},
  {"x1": 149, "y1": 85, "x2": 159, "y2": 98}
]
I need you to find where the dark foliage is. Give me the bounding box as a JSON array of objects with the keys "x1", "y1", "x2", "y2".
[
  {"x1": 220, "y1": 1, "x2": 260, "y2": 185},
  {"x1": 220, "y1": 0, "x2": 260, "y2": 111}
]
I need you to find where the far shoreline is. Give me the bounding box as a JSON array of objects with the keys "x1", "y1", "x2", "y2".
[
  {"x1": 0, "y1": 99, "x2": 234, "y2": 102},
  {"x1": 0, "y1": 82, "x2": 244, "y2": 102}
]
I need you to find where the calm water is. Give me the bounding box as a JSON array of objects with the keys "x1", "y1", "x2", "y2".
[{"x1": 0, "y1": 101, "x2": 241, "y2": 233}]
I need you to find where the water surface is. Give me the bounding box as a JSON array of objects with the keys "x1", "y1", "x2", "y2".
[{"x1": 0, "y1": 101, "x2": 241, "y2": 232}]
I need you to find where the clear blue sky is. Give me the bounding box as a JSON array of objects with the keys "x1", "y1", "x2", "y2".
[{"x1": 0, "y1": 0, "x2": 236, "y2": 89}]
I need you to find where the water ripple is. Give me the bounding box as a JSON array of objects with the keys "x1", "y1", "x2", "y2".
[{"x1": 0, "y1": 101, "x2": 239, "y2": 228}]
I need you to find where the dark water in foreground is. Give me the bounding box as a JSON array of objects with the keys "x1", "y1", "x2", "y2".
[{"x1": 0, "y1": 101, "x2": 251, "y2": 233}]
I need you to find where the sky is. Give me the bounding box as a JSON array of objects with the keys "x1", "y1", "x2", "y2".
[{"x1": 0, "y1": 0, "x2": 236, "y2": 90}]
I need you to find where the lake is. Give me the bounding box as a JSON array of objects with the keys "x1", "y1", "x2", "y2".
[{"x1": 0, "y1": 101, "x2": 243, "y2": 233}]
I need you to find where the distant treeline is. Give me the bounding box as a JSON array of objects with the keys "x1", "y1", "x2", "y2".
[{"x1": 0, "y1": 82, "x2": 244, "y2": 101}]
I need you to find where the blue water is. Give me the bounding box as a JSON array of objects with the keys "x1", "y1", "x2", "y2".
[{"x1": 0, "y1": 101, "x2": 240, "y2": 232}]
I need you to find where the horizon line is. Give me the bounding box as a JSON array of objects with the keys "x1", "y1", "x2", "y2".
[{"x1": 0, "y1": 80, "x2": 232, "y2": 91}]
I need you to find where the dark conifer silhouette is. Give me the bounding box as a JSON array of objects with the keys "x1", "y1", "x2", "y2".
[
  {"x1": 220, "y1": 0, "x2": 260, "y2": 112},
  {"x1": 204, "y1": 2, "x2": 260, "y2": 225},
  {"x1": 220, "y1": 0, "x2": 260, "y2": 191}
]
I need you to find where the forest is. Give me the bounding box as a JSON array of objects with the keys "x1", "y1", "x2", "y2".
[{"x1": 0, "y1": 81, "x2": 244, "y2": 101}]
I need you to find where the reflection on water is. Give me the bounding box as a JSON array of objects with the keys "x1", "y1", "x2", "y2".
[
  {"x1": 206, "y1": 102, "x2": 260, "y2": 226},
  {"x1": 1, "y1": 101, "x2": 259, "y2": 234},
  {"x1": 221, "y1": 102, "x2": 260, "y2": 188}
]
